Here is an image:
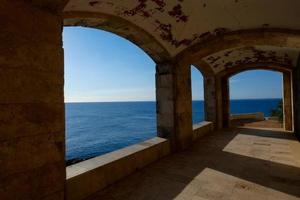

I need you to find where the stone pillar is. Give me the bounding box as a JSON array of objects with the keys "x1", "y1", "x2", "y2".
[
  {"x1": 204, "y1": 76, "x2": 218, "y2": 127},
  {"x1": 156, "y1": 62, "x2": 193, "y2": 150},
  {"x1": 215, "y1": 76, "x2": 230, "y2": 129},
  {"x1": 174, "y1": 63, "x2": 193, "y2": 149},
  {"x1": 156, "y1": 63, "x2": 175, "y2": 143},
  {"x1": 283, "y1": 71, "x2": 293, "y2": 131},
  {"x1": 221, "y1": 77, "x2": 230, "y2": 128},
  {"x1": 0, "y1": 1, "x2": 65, "y2": 199},
  {"x1": 293, "y1": 64, "x2": 300, "y2": 139}
]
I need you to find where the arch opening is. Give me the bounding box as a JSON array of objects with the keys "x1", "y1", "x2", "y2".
[
  {"x1": 63, "y1": 13, "x2": 170, "y2": 63},
  {"x1": 227, "y1": 69, "x2": 293, "y2": 131},
  {"x1": 191, "y1": 65, "x2": 204, "y2": 125},
  {"x1": 63, "y1": 26, "x2": 159, "y2": 165}
]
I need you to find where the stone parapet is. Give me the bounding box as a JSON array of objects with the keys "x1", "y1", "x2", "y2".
[{"x1": 66, "y1": 137, "x2": 170, "y2": 200}]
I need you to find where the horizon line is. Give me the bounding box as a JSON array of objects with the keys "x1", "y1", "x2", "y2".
[{"x1": 65, "y1": 97, "x2": 282, "y2": 103}]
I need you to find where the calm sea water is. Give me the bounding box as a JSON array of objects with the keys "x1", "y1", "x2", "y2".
[{"x1": 66, "y1": 99, "x2": 281, "y2": 162}]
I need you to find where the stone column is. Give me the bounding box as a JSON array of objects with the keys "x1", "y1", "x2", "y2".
[
  {"x1": 221, "y1": 77, "x2": 230, "y2": 128},
  {"x1": 293, "y1": 63, "x2": 300, "y2": 139},
  {"x1": 156, "y1": 62, "x2": 193, "y2": 150},
  {"x1": 204, "y1": 76, "x2": 218, "y2": 127},
  {"x1": 156, "y1": 63, "x2": 175, "y2": 143},
  {"x1": 0, "y1": 1, "x2": 65, "y2": 199},
  {"x1": 215, "y1": 76, "x2": 230, "y2": 129},
  {"x1": 283, "y1": 71, "x2": 293, "y2": 131}
]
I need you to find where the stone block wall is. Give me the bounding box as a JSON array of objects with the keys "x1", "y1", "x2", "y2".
[
  {"x1": 204, "y1": 76, "x2": 217, "y2": 125},
  {"x1": 173, "y1": 63, "x2": 193, "y2": 149},
  {"x1": 156, "y1": 62, "x2": 193, "y2": 150},
  {"x1": 0, "y1": 1, "x2": 65, "y2": 199},
  {"x1": 156, "y1": 63, "x2": 175, "y2": 142}
]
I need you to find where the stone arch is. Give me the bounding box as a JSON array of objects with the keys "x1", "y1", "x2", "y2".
[
  {"x1": 63, "y1": 11, "x2": 171, "y2": 63},
  {"x1": 176, "y1": 29, "x2": 300, "y2": 66},
  {"x1": 62, "y1": 11, "x2": 180, "y2": 151},
  {"x1": 192, "y1": 61, "x2": 215, "y2": 77},
  {"x1": 179, "y1": 33, "x2": 300, "y2": 130},
  {"x1": 217, "y1": 63, "x2": 293, "y2": 78},
  {"x1": 218, "y1": 63, "x2": 294, "y2": 131}
]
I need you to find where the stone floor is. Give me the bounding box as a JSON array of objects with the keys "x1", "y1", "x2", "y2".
[
  {"x1": 231, "y1": 119, "x2": 283, "y2": 129},
  {"x1": 87, "y1": 128, "x2": 300, "y2": 200}
]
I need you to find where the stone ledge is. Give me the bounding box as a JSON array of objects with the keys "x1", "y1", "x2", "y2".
[
  {"x1": 230, "y1": 112, "x2": 265, "y2": 121},
  {"x1": 66, "y1": 137, "x2": 170, "y2": 200},
  {"x1": 193, "y1": 121, "x2": 214, "y2": 140}
]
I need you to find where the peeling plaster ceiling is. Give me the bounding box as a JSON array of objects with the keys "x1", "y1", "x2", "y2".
[
  {"x1": 64, "y1": 0, "x2": 300, "y2": 57},
  {"x1": 202, "y1": 46, "x2": 300, "y2": 74}
]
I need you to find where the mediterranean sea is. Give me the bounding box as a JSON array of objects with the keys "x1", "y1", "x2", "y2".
[{"x1": 66, "y1": 98, "x2": 281, "y2": 163}]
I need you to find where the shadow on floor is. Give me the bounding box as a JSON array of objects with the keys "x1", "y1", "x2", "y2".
[{"x1": 87, "y1": 128, "x2": 300, "y2": 200}]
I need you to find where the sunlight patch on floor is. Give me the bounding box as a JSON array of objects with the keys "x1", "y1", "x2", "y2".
[
  {"x1": 175, "y1": 167, "x2": 274, "y2": 200},
  {"x1": 222, "y1": 130, "x2": 299, "y2": 167}
]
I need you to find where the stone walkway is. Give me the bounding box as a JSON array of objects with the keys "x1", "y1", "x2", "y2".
[
  {"x1": 231, "y1": 119, "x2": 283, "y2": 129},
  {"x1": 87, "y1": 128, "x2": 300, "y2": 200}
]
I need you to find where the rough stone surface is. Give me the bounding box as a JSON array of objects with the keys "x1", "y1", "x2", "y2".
[
  {"x1": 0, "y1": 1, "x2": 65, "y2": 199},
  {"x1": 173, "y1": 63, "x2": 193, "y2": 150},
  {"x1": 211, "y1": 76, "x2": 231, "y2": 130},
  {"x1": 156, "y1": 63, "x2": 175, "y2": 141},
  {"x1": 156, "y1": 62, "x2": 194, "y2": 150},
  {"x1": 204, "y1": 76, "x2": 218, "y2": 125}
]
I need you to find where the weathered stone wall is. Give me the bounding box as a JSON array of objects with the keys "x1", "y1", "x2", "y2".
[
  {"x1": 0, "y1": 1, "x2": 65, "y2": 199},
  {"x1": 173, "y1": 63, "x2": 193, "y2": 149},
  {"x1": 220, "y1": 77, "x2": 230, "y2": 128},
  {"x1": 204, "y1": 76, "x2": 218, "y2": 126},
  {"x1": 156, "y1": 62, "x2": 193, "y2": 150},
  {"x1": 293, "y1": 58, "x2": 300, "y2": 139},
  {"x1": 156, "y1": 63, "x2": 175, "y2": 143},
  {"x1": 212, "y1": 76, "x2": 230, "y2": 130}
]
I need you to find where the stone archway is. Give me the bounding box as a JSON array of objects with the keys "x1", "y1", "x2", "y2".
[
  {"x1": 186, "y1": 42, "x2": 300, "y2": 131},
  {"x1": 217, "y1": 64, "x2": 294, "y2": 131},
  {"x1": 63, "y1": 12, "x2": 171, "y2": 63},
  {"x1": 176, "y1": 30, "x2": 300, "y2": 65}
]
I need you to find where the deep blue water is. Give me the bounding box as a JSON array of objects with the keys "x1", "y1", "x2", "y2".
[{"x1": 66, "y1": 99, "x2": 281, "y2": 162}]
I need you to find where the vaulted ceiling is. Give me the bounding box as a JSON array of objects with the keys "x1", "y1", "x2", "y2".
[{"x1": 63, "y1": 0, "x2": 300, "y2": 73}]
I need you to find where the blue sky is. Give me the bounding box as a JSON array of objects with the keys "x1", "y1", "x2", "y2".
[{"x1": 63, "y1": 27, "x2": 282, "y2": 102}]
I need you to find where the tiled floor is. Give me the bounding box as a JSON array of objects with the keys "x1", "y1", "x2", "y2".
[{"x1": 87, "y1": 128, "x2": 300, "y2": 200}]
